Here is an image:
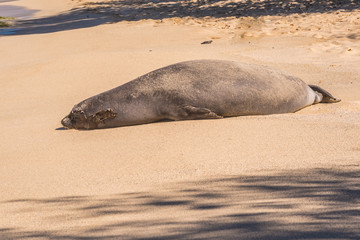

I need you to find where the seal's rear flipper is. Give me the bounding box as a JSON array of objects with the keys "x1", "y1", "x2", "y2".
[
  {"x1": 169, "y1": 105, "x2": 223, "y2": 120},
  {"x1": 309, "y1": 85, "x2": 341, "y2": 103}
]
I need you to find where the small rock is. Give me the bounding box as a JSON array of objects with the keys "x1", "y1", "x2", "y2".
[
  {"x1": 201, "y1": 40, "x2": 213, "y2": 44},
  {"x1": 313, "y1": 34, "x2": 323, "y2": 39},
  {"x1": 241, "y1": 32, "x2": 253, "y2": 38}
]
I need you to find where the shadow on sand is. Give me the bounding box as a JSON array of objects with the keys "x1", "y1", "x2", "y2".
[
  {"x1": 1, "y1": 167, "x2": 359, "y2": 239},
  {"x1": 6, "y1": 0, "x2": 360, "y2": 35}
]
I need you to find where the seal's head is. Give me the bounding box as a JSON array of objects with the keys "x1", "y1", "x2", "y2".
[
  {"x1": 61, "y1": 108, "x2": 88, "y2": 130},
  {"x1": 61, "y1": 105, "x2": 118, "y2": 130}
]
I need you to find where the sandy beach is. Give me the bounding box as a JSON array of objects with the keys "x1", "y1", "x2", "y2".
[{"x1": 1, "y1": 0, "x2": 359, "y2": 239}]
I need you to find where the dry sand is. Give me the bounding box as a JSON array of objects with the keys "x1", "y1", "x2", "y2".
[{"x1": 0, "y1": 0, "x2": 359, "y2": 239}]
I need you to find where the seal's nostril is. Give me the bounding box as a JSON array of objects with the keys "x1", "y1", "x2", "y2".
[{"x1": 61, "y1": 116, "x2": 72, "y2": 128}]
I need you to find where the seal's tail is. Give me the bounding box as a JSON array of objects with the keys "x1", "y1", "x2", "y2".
[{"x1": 309, "y1": 85, "x2": 341, "y2": 103}]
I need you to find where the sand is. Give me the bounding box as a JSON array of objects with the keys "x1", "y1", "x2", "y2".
[{"x1": 0, "y1": 0, "x2": 359, "y2": 239}]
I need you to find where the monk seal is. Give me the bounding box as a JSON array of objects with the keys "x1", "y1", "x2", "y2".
[{"x1": 61, "y1": 59, "x2": 340, "y2": 130}]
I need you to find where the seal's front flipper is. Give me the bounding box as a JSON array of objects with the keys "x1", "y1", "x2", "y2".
[
  {"x1": 309, "y1": 85, "x2": 341, "y2": 103},
  {"x1": 88, "y1": 109, "x2": 117, "y2": 128},
  {"x1": 169, "y1": 105, "x2": 223, "y2": 121},
  {"x1": 93, "y1": 109, "x2": 117, "y2": 121}
]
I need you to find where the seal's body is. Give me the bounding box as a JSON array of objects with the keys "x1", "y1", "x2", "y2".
[{"x1": 61, "y1": 60, "x2": 340, "y2": 130}]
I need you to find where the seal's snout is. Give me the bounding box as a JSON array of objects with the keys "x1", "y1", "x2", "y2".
[{"x1": 61, "y1": 116, "x2": 72, "y2": 129}]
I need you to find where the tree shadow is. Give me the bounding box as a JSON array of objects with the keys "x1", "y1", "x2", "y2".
[
  {"x1": 87, "y1": 0, "x2": 360, "y2": 20},
  {"x1": 6, "y1": 0, "x2": 360, "y2": 35},
  {"x1": 6, "y1": 8, "x2": 112, "y2": 35},
  {"x1": 1, "y1": 167, "x2": 359, "y2": 239}
]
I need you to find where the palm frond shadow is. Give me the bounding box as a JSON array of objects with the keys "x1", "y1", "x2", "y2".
[
  {"x1": 10, "y1": 0, "x2": 360, "y2": 35},
  {"x1": 1, "y1": 167, "x2": 359, "y2": 239}
]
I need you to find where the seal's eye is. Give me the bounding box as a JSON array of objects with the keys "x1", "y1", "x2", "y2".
[
  {"x1": 73, "y1": 114, "x2": 80, "y2": 121},
  {"x1": 68, "y1": 110, "x2": 86, "y2": 125},
  {"x1": 70, "y1": 110, "x2": 88, "y2": 128}
]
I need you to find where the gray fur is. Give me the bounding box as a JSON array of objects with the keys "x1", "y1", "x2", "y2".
[{"x1": 61, "y1": 60, "x2": 340, "y2": 130}]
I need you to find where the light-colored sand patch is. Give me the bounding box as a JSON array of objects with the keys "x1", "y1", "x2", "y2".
[{"x1": 0, "y1": 0, "x2": 76, "y2": 19}]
